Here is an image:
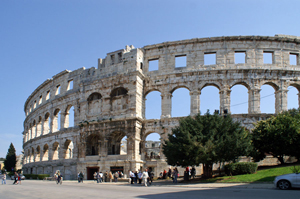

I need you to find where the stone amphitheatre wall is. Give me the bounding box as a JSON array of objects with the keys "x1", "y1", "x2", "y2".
[{"x1": 22, "y1": 35, "x2": 300, "y2": 179}]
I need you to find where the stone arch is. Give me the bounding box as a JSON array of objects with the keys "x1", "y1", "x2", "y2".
[
  {"x1": 230, "y1": 83, "x2": 249, "y2": 114},
  {"x1": 53, "y1": 108, "x2": 61, "y2": 132},
  {"x1": 32, "y1": 120, "x2": 36, "y2": 139},
  {"x1": 230, "y1": 81, "x2": 251, "y2": 90},
  {"x1": 35, "y1": 145, "x2": 41, "y2": 162},
  {"x1": 86, "y1": 134, "x2": 101, "y2": 156},
  {"x1": 170, "y1": 85, "x2": 191, "y2": 94},
  {"x1": 64, "y1": 104, "x2": 75, "y2": 128},
  {"x1": 42, "y1": 144, "x2": 49, "y2": 161},
  {"x1": 110, "y1": 87, "x2": 128, "y2": 98},
  {"x1": 145, "y1": 90, "x2": 162, "y2": 119},
  {"x1": 31, "y1": 147, "x2": 35, "y2": 162},
  {"x1": 107, "y1": 131, "x2": 126, "y2": 155},
  {"x1": 110, "y1": 87, "x2": 129, "y2": 112},
  {"x1": 260, "y1": 82, "x2": 277, "y2": 113},
  {"x1": 63, "y1": 139, "x2": 74, "y2": 159},
  {"x1": 52, "y1": 142, "x2": 59, "y2": 160},
  {"x1": 43, "y1": 112, "x2": 50, "y2": 135},
  {"x1": 200, "y1": 83, "x2": 220, "y2": 114},
  {"x1": 36, "y1": 116, "x2": 42, "y2": 137},
  {"x1": 171, "y1": 87, "x2": 190, "y2": 117},
  {"x1": 199, "y1": 82, "x2": 221, "y2": 91},
  {"x1": 287, "y1": 83, "x2": 300, "y2": 109},
  {"x1": 143, "y1": 132, "x2": 161, "y2": 160},
  {"x1": 87, "y1": 92, "x2": 102, "y2": 116}
]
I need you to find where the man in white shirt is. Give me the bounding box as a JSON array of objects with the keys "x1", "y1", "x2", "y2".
[{"x1": 142, "y1": 169, "x2": 149, "y2": 187}]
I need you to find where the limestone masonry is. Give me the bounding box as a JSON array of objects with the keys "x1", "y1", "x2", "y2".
[{"x1": 23, "y1": 35, "x2": 300, "y2": 179}]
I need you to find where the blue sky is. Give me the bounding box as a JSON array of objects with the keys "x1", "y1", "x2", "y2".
[{"x1": 1, "y1": 0, "x2": 300, "y2": 158}]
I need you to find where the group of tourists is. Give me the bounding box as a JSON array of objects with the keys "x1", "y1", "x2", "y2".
[
  {"x1": 92, "y1": 171, "x2": 123, "y2": 183},
  {"x1": 158, "y1": 167, "x2": 179, "y2": 183},
  {"x1": 129, "y1": 169, "x2": 154, "y2": 187}
]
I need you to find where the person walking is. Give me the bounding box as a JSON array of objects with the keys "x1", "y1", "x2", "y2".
[
  {"x1": 18, "y1": 172, "x2": 22, "y2": 185},
  {"x1": 109, "y1": 171, "x2": 113, "y2": 182},
  {"x1": 172, "y1": 168, "x2": 178, "y2": 183},
  {"x1": 79, "y1": 171, "x2": 84, "y2": 183},
  {"x1": 2, "y1": 173, "x2": 6, "y2": 185},
  {"x1": 142, "y1": 169, "x2": 149, "y2": 187},
  {"x1": 13, "y1": 172, "x2": 18, "y2": 185},
  {"x1": 114, "y1": 171, "x2": 118, "y2": 182},
  {"x1": 99, "y1": 172, "x2": 103, "y2": 183},
  {"x1": 138, "y1": 170, "x2": 142, "y2": 184}
]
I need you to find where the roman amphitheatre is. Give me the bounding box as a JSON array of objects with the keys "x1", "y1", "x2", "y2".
[{"x1": 22, "y1": 34, "x2": 300, "y2": 180}]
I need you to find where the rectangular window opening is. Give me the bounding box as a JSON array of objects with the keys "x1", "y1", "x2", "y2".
[
  {"x1": 39, "y1": 95, "x2": 42, "y2": 105},
  {"x1": 46, "y1": 91, "x2": 50, "y2": 100},
  {"x1": 111, "y1": 54, "x2": 115, "y2": 65},
  {"x1": 290, "y1": 53, "x2": 298, "y2": 65},
  {"x1": 148, "y1": 59, "x2": 159, "y2": 71},
  {"x1": 56, "y1": 85, "x2": 60, "y2": 95},
  {"x1": 204, "y1": 52, "x2": 216, "y2": 65},
  {"x1": 140, "y1": 62, "x2": 143, "y2": 70},
  {"x1": 175, "y1": 55, "x2": 187, "y2": 68},
  {"x1": 263, "y1": 52, "x2": 273, "y2": 64},
  {"x1": 67, "y1": 80, "x2": 73, "y2": 91},
  {"x1": 33, "y1": 101, "x2": 37, "y2": 109},
  {"x1": 235, "y1": 51, "x2": 246, "y2": 64},
  {"x1": 118, "y1": 52, "x2": 122, "y2": 63}
]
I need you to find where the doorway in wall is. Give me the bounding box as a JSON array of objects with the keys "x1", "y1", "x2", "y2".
[{"x1": 86, "y1": 167, "x2": 99, "y2": 180}]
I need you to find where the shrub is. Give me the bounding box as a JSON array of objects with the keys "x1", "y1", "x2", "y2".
[
  {"x1": 224, "y1": 162, "x2": 258, "y2": 176},
  {"x1": 290, "y1": 166, "x2": 300, "y2": 173}
]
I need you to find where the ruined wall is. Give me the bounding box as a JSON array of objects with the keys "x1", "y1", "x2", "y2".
[{"x1": 22, "y1": 35, "x2": 300, "y2": 179}]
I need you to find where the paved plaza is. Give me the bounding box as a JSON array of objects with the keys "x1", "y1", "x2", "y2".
[{"x1": 0, "y1": 179, "x2": 299, "y2": 199}]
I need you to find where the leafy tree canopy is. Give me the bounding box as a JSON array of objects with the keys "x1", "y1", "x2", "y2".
[
  {"x1": 4, "y1": 143, "x2": 16, "y2": 172},
  {"x1": 163, "y1": 112, "x2": 252, "y2": 178},
  {"x1": 252, "y1": 108, "x2": 300, "y2": 164}
]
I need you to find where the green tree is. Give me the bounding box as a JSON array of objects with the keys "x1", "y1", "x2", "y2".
[
  {"x1": 252, "y1": 109, "x2": 300, "y2": 164},
  {"x1": 163, "y1": 112, "x2": 252, "y2": 178},
  {"x1": 4, "y1": 143, "x2": 17, "y2": 172}
]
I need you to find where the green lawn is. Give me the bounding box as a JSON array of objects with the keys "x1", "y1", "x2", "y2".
[{"x1": 198, "y1": 165, "x2": 299, "y2": 183}]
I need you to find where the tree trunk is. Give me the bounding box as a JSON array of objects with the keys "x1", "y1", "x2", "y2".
[
  {"x1": 277, "y1": 156, "x2": 285, "y2": 164},
  {"x1": 202, "y1": 163, "x2": 213, "y2": 178}
]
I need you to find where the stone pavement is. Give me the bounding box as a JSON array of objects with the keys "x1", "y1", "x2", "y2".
[{"x1": 63, "y1": 179, "x2": 274, "y2": 189}]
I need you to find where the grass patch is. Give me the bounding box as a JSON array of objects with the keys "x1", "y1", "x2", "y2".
[{"x1": 194, "y1": 164, "x2": 299, "y2": 183}]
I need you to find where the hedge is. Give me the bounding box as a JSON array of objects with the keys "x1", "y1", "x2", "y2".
[
  {"x1": 224, "y1": 162, "x2": 258, "y2": 176},
  {"x1": 23, "y1": 174, "x2": 50, "y2": 180}
]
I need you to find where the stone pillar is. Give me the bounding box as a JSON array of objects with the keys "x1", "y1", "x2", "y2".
[
  {"x1": 275, "y1": 89, "x2": 288, "y2": 113},
  {"x1": 190, "y1": 90, "x2": 200, "y2": 116},
  {"x1": 219, "y1": 87, "x2": 231, "y2": 114},
  {"x1": 140, "y1": 140, "x2": 146, "y2": 160},
  {"x1": 40, "y1": 120, "x2": 44, "y2": 136},
  {"x1": 161, "y1": 93, "x2": 172, "y2": 118},
  {"x1": 248, "y1": 88, "x2": 261, "y2": 114}
]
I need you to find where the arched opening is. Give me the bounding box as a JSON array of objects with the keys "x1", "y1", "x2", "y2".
[
  {"x1": 64, "y1": 140, "x2": 74, "y2": 159},
  {"x1": 64, "y1": 105, "x2": 75, "y2": 128},
  {"x1": 110, "y1": 87, "x2": 128, "y2": 112},
  {"x1": 52, "y1": 142, "x2": 59, "y2": 160},
  {"x1": 120, "y1": 136, "x2": 127, "y2": 155},
  {"x1": 288, "y1": 86, "x2": 299, "y2": 109},
  {"x1": 86, "y1": 134, "x2": 100, "y2": 156},
  {"x1": 145, "y1": 91, "x2": 161, "y2": 119},
  {"x1": 260, "y1": 84, "x2": 276, "y2": 113},
  {"x1": 200, "y1": 86, "x2": 220, "y2": 115},
  {"x1": 36, "y1": 116, "x2": 42, "y2": 137},
  {"x1": 87, "y1": 92, "x2": 102, "y2": 115},
  {"x1": 230, "y1": 84, "x2": 248, "y2": 114},
  {"x1": 172, "y1": 88, "x2": 190, "y2": 117},
  {"x1": 107, "y1": 131, "x2": 126, "y2": 155},
  {"x1": 42, "y1": 144, "x2": 49, "y2": 161},
  {"x1": 53, "y1": 109, "x2": 61, "y2": 132},
  {"x1": 32, "y1": 120, "x2": 36, "y2": 139},
  {"x1": 31, "y1": 148, "x2": 35, "y2": 162},
  {"x1": 35, "y1": 146, "x2": 40, "y2": 162},
  {"x1": 44, "y1": 112, "x2": 50, "y2": 135},
  {"x1": 145, "y1": 132, "x2": 161, "y2": 160}
]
